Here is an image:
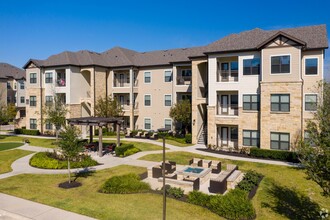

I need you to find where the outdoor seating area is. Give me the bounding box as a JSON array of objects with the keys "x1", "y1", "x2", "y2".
[
  {"x1": 83, "y1": 142, "x2": 116, "y2": 155},
  {"x1": 125, "y1": 129, "x2": 158, "y2": 139},
  {"x1": 145, "y1": 158, "x2": 243, "y2": 194}
]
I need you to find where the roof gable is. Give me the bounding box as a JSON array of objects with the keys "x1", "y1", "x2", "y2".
[{"x1": 257, "y1": 31, "x2": 306, "y2": 49}]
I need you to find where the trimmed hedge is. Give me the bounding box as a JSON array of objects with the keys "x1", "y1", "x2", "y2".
[
  {"x1": 115, "y1": 144, "x2": 141, "y2": 157},
  {"x1": 185, "y1": 134, "x2": 192, "y2": 143},
  {"x1": 237, "y1": 170, "x2": 263, "y2": 193},
  {"x1": 250, "y1": 147, "x2": 299, "y2": 163},
  {"x1": 29, "y1": 152, "x2": 98, "y2": 169},
  {"x1": 166, "y1": 186, "x2": 184, "y2": 199},
  {"x1": 100, "y1": 173, "x2": 150, "y2": 194},
  {"x1": 188, "y1": 190, "x2": 255, "y2": 220},
  {"x1": 14, "y1": 128, "x2": 40, "y2": 136}
]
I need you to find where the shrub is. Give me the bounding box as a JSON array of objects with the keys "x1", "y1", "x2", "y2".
[
  {"x1": 100, "y1": 173, "x2": 150, "y2": 194},
  {"x1": 187, "y1": 191, "x2": 212, "y2": 207},
  {"x1": 14, "y1": 128, "x2": 23, "y2": 134},
  {"x1": 185, "y1": 134, "x2": 192, "y2": 143},
  {"x1": 250, "y1": 147, "x2": 299, "y2": 163},
  {"x1": 115, "y1": 144, "x2": 141, "y2": 157},
  {"x1": 237, "y1": 170, "x2": 262, "y2": 192},
  {"x1": 15, "y1": 129, "x2": 40, "y2": 136},
  {"x1": 29, "y1": 152, "x2": 98, "y2": 169},
  {"x1": 166, "y1": 186, "x2": 184, "y2": 199}
]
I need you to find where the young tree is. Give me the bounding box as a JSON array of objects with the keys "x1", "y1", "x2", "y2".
[
  {"x1": 6, "y1": 103, "x2": 17, "y2": 121},
  {"x1": 297, "y1": 81, "x2": 330, "y2": 197},
  {"x1": 58, "y1": 125, "x2": 83, "y2": 183},
  {"x1": 169, "y1": 99, "x2": 192, "y2": 134},
  {"x1": 44, "y1": 95, "x2": 68, "y2": 140},
  {"x1": 95, "y1": 95, "x2": 123, "y2": 117}
]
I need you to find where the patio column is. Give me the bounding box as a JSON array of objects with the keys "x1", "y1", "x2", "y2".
[
  {"x1": 89, "y1": 125, "x2": 93, "y2": 143},
  {"x1": 98, "y1": 126, "x2": 103, "y2": 157},
  {"x1": 116, "y1": 123, "x2": 121, "y2": 147}
]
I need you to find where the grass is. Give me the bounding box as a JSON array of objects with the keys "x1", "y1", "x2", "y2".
[
  {"x1": 0, "y1": 149, "x2": 33, "y2": 174},
  {"x1": 0, "y1": 165, "x2": 221, "y2": 220},
  {"x1": 139, "y1": 151, "x2": 330, "y2": 220},
  {"x1": 0, "y1": 135, "x2": 56, "y2": 148},
  {"x1": 103, "y1": 140, "x2": 164, "y2": 151},
  {"x1": 156, "y1": 139, "x2": 192, "y2": 147},
  {"x1": 0, "y1": 142, "x2": 24, "y2": 151}
]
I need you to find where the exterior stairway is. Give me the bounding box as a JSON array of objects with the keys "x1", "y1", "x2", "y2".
[{"x1": 197, "y1": 126, "x2": 207, "y2": 145}]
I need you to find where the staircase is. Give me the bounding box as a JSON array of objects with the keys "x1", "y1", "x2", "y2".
[{"x1": 197, "y1": 126, "x2": 207, "y2": 145}]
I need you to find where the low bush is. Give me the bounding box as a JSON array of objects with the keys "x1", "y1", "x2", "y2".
[
  {"x1": 250, "y1": 147, "x2": 299, "y2": 163},
  {"x1": 115, "y1": 144, "x2": 141, "y2": 157},
  {"x1": 29, "y1": 152, "x2": 98, "y2": 169},
  {"x1": 187, "y1": 191, "x2": 212, "y2": 207},
  {"x1": 100, "y1": 173, "x2": 150, "y2": 194},
  {"x1": 14, "y1": 128, "x2": 23, "y2": 134},
  {"x1": 237, "y1": 170, "x2": 263, "y2": 192},
  {"x1": 14, "y1": 128, "x2": 40, "y2": 136},
  {"x1": 185, "y1": 134, "x2": 192, "y2": 144},
  {"x1": 166, "y1": 186, "x2": 184, "y2": 199}
]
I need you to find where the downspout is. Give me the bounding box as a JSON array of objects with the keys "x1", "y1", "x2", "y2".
[
  {"x1": 93, "y1": 66, "x2": 96, "y2": 116},
  {"x1": 40, "y1": 67, "x2": 44, "y2": 134},
  {"x1": 300, "y1": 48, "x2": 304, "y2": 141}
]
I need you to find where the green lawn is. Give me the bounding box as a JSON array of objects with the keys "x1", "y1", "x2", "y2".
[
  {"x1": 102, "y1": 140, "x2": 164, "y2": 151},
  {"x1": 156, "y1": 139, "x2": 192, "y2": 147},
  {"x1": 0, "y1": 165, "x2": 221, "y2": 220},
  {"x1": 0, "y1": 135, "x2": 56, "y2": 148},
  {"x1": 139, "y1": 151, "x2": 330, "y2": 220},
  {"x1": 0, "y1": 149, "x2": 33, "y2": 174},
  {"x1": 0, "y1": 142, "x2": 24, "y2": 151}
]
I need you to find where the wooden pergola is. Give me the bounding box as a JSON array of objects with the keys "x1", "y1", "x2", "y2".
[{"x1": 67, "y1": 117, "x2": 123, "y2": 157}]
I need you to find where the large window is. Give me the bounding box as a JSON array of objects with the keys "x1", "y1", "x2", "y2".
[
  {"x1": 181, "y1": 69, "x2": 192, "y2": 77},
  {"x1": 30, "y1": 119, "x2": 37, "y2": 129},
  {"x1": 305, "y1": 94, "x2": 317, "y2": 111},
  {"x1": 230, "y1": 127, "x2": 238, "y2": 140},
  {"x1": 45, "y1": 72, "x2": 53, "y2": 83},
  {"x1": 165, "y1": 119, "x2": 172, "y2": 130},
  {"x1": 45, "y1": 96, "x2": 53, "y2": 106},
  {"x1": 243, "y1": 130, "x2": 259, "y2": 147},
  {"x1": 164, "y1": 70, "x2": 172, "y2": 82},
  {"x1": 30, "y1": 96, "x2": 37, "y2": 107},
  {"x1": 305, "y1": 58, "x2": 318, "y2": 75},
  {"x1": 45, "y1": 122, "x2": 53, "y2": 130},
  {"x1": 164, "y1": 95, "x2": 172, "y2": 106},
  {"x1": 20, "y1": 96, "x2": 25, "y2": 104},
  {"x1": 243, "y1": 94, "x2": 259, "y2": 111},
  {"x1": 243, "y1": 58, "x2": 260, "y2": 75},
  {"x1": 270, "y1": 132, "x2": 290, "y2": 150},
  {"x1": 144, "y1": 95, "x2": 151, "y2": 106},
  {"x1": 271, "y1": 55, "x2": 290, "y2": 73},
  {"x1": 20, "y1": 81, "x2": 24, "y2": 89},
  {"x1": 144, "y1": 72, "x2": 151, "y2": 83},
  {"x1": 144, "y1": 118, "x2": 151, "y2": 130},
  {"x1": 271, "y1": 94, "x2": 290, "y2": 112},
  {"x1": 30, "y1": 73, "x2": 37, "y2": 84}
]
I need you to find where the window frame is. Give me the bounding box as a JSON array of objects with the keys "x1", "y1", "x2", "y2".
[
  {"x1": 164, "y1": 94, "x2": 172, "y2": 107},
  {"x1": 144, "y1": 117, "x2": 152, "y2": 130},
  {"x1": 243, "y1": 130, "x2": 260, "y2": 147},
  {"x1": 20, "y1": 96, "x2": 25, "y2": 104},
  {"x1": 45, "y1": 96, "x2": 53, "y2": 106},
  {"x1": 270, "y1": 132, "x2": 290, "y2": 150},
  {"x1": 29, "y1": 96, "x2": 37, "y2": 107},
  {"x1": 243, "y1": 94, "x2": 259, "y2": 111},
  {"x1": 20, "y1": 81, "x2": 24, "y2": 90},
  {"x1": 144, "y1": 94, "x2": 151, "y2": 107},
  {"x1": 270, "y1": 55, "x2": 291, "y2": 74},
  {"x1": 45, "y1": 121, "x2": 53, "y2": 130},
  {"x1": 271, "y1": 94, "x2": 290, "y2": 112},
  {"x1": 144, "y1": 71, "x2": 151, "y2": 84},
  {"x1": 164, "y1": 118, "x2": 172, "y2": 130},
  {"x1": 30, "y1": 118, "x2": 37, "y2": 129},
  {"x1": 164, "y1": 70, "x2": 172, "y2": 82},
  {"x1": 243, "y1": 58, "x2": 260, "y2": 75},
  {"x1": 305, "y1": 57, "x2": 318, "y2": 75},
  {"x1": 304, "y1": 94, "x2": 318, "y2": 111},
  {"x1": 30, "y1": 73, "x2": 37, "y2": 84},
  {"x1": 45, "y1": 72, "x2": 53, "y2": 84}
]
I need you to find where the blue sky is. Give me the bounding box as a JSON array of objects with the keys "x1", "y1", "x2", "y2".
[{"x1": 0, "y1": 0, "x2": 329, "y2": 79}]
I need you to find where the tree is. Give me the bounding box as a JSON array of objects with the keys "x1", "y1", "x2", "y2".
[
  {"x1": 95, "y1": 95, "x2": 123, "y2": 118},
  {"x1": 6, "y1": 103, "x2": 17, "y2": 121},
  {"x1": 297, "y1": 81, "x2": 330, "y2": 197},
  {"x1": 169, "y1": 99, "x2": 192, "y2": 134},
  {"x1": 43, "y1": 95, "x2": 68, "y2": 140},
  {"x1": 58, "y1": 125, "x2": 83, "y2": 183}
]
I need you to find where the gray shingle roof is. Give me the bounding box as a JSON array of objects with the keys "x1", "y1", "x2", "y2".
[
  {"x1": 0, "y1": 63, "x2": 25, "y2": 79},
  {"x1": 24, "y1": 24, "x2": 328, "y2": 69}
]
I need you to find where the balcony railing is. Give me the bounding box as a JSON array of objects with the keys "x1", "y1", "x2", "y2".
[
  {"x1": 114, "y1": 80, "x2": 130, "y2": 87},
  {"x1": 220, "y1": 139, "x2": 238, "y2": 149},
  {"x1": 217, "y1": 104, "x2": 238, "y2": 116},
  {"x1": 218, "y1": 70, "x2": 238, "y2": 82},
  {"x1": 177, "y1": 76, "x2": 191, "y2": 85},
  {"x1": 56, "y1": 78, "x2": 66, "y2": 87}
]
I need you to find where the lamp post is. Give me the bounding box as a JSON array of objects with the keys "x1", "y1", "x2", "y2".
[{"x1": 158, "y1": 128, "x2": 169, "y2": 220}]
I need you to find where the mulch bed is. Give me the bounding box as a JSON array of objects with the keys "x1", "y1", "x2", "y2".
[{"x1": 58, "y1": 181, "x2": 82, "y2": 189}]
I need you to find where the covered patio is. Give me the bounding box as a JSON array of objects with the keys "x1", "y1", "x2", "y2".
[{"x1": 67, "y1": 117, "x2": 123, "y2": 157}]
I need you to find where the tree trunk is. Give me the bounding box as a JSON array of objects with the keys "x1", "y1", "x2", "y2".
[{"x1": 68, "y1": 158, "x2": 71, "y2": 183}]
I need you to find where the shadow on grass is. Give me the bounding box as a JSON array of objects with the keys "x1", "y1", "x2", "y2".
[
  {"x1": 262, "y1": 183, "x2": 320, "y2": 220},
  {"x1": 74, "y1": 168, "x2": 96, "y2": 181}
]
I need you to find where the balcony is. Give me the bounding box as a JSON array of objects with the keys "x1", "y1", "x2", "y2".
[
  {"x1": 217, "y1": 60, "x2": 238, "y2": 82},
  {"x1": 177, "y1": 76, "x2": 192, "y2": 85},
  {"x1": 217, "y1": 104, "x2": 238, "y2": 116},
  {"x1": 218, "y1": 70, "x2": 238, "y2": 82}
]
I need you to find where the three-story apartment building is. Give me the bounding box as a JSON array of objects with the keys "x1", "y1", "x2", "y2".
[{"x1": 23, "y1": 25, "x2": 328, "y2": 151}]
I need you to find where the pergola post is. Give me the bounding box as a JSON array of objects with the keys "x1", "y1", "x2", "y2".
[
  {"x1": 116, "y1": 123, "x2": 120, "y2": 147},
  {"x1": 89, "y1": 125, "x2": 93, "y2": 143},
  {"x1": 98, "y1": 126, "x2": 103, "y2": 157}
]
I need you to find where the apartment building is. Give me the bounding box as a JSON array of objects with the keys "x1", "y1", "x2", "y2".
[
  {"x1": 23, "y1": 25, "x2": 328, "y2": 151},
  {"x1": 0, "y1": 63, "x2": 26, "y2": 126}
]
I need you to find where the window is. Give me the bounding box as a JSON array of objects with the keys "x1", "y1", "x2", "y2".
[
  {"x1": 57, "y1": 93, "x2": 66, "y2": 104},
  {"x1": 45, "y1": 72, "x2": 53, "y2": 83},
  {"x1": 271, "y1": 94, "x2": 290, "y2": 112},
  {"x1": 144, "y1": 118, "x2": 151, "y2": 130},
  {"x1": 305, "y1": 58, "x2": 318, "y2": 75},
  {"x1": 230, "y1": 127, "x2": 238, "y2": 140},
  {"x1": 144, "y1": 95, "x2": 151, "y2": 106},
  {"x1": 20, "y1": 110, "x2": 26, "y2": 117},
  {"x1": 305, "y1": 94, "x2": 317, "y2": 111},
  {"x1": 45, "y1": 96, "x2": 53, "y2": 106},
  {"x1": 20, "y1": 81, "x2": 24, "y2": 89},
  {"x1": 14, "y1": 82, "x2": 17, "y2": 90},
  {"x1": 20, "y1": 96, "x2": 25, "y2": 104},
  {"x1": 164, "y1": 95, "x2": 172, "y2": 106},
  {"x1": 271, "y1": 55, "x2": 290, "y2": 73},
  {"x1": 144, "y1": 72, "x2": 151, "y2": 83},
  {"x1": 30, "y1": 119, "x2": 37, "y2": 129},
  {"x1": 182, "y1": 69, "x2": 192, "y2": 77},
  {"x1": 271, "y1": 132, "x2": 290, "y2": 150},
  {"x1": 243, "y1": 95, "x2": 259, "y2": 111},
  {"x1": 243, "y1": 58, "x2": 260, "y2": 75},
  {"x1": 164, "y1": 70, "x2": 172, "y2": 82},
  {"x1": 304, "y1": 130, "x2": 315, "y2": 147},
  {"x1": 30, "y1": 96, "x2": 37, "y2": 107},
  {"x1": 30, "y1": 73, "x2": 37, "y2": 84},
  {"x1": 45, "y1": 122, "x2": 53, "y2": 130},
  {"x1": 165, "y1": 119, "x2": 172, "y2": 130},
  {"x1": 243, "y1": 130, "x2": 259, "y2": 147},
  {"x1": 56, "y1": 72, "x2": 66, "y2": 87},
  {"x1": 7, "y1": 82, "x2": 10, "y2": 89}
]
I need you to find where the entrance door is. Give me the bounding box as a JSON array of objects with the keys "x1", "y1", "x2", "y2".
[
  {"x1": 221, "y1": 127, "x2": 228, "y2": 147},
  {"x1": 221, "y1": 95, "x2": 229, "y2": 115},
  {"x1": 119, "y1": 74, "x2": 124, "y2": 87}
]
